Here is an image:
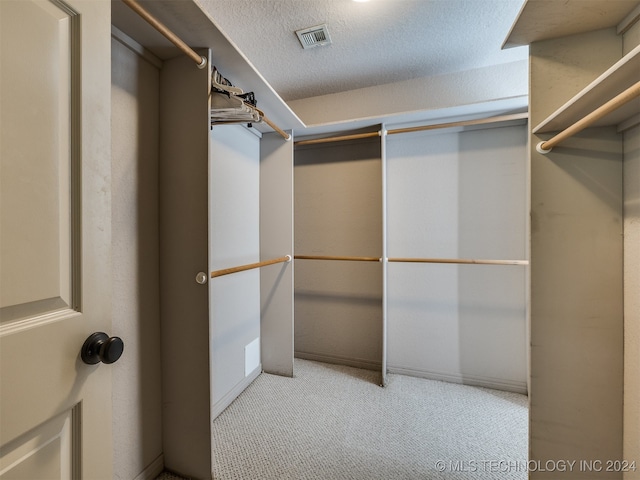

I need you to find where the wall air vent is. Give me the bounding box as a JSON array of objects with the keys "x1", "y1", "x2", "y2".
[{"x1": 295, "y1": 24, "x2": 332, "y2": 49}]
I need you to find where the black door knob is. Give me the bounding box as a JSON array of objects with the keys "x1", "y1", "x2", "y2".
[{"x1": 81, "y1": 332, "x2": 124, "y2": 365}]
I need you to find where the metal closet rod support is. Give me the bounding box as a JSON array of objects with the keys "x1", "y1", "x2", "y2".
[{"x1": 211, "y1": 255, "x2": 292, "y2": 278}]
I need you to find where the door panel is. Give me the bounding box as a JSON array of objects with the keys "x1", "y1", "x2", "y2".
[
  {"x1": 0, "y1": 0, "x2": 74, "y2": 321},
  {"x1": 0, "y1": 406, "x2": 78, "y2": 478},
  {"x1": 0, "y1": 0, "x2": 113, "y2": 478}
]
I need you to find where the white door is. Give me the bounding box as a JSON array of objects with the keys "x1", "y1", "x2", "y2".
[{"x1": 0, "y1": 0, "x2": 114, "y2": 478}]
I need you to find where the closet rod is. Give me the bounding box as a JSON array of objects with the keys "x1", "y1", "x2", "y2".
[
  {"x1": 537, "y1": 80, "x2": 640, "y2": 154},
  {"x1": 211, "y1": 255, "x2": 292, "y2": 278},
  {"x1": 295, "y1": 132, "x2": 380, "y2": 146},
  {"x1": 388, "y1": 257, "x2": 529, "y2": 266},
  {"x1": 255, "y1": 107, "x2": 292, "y2": 141},
  {"x1": 387, "y1": 112, "x2": 528, "y2": 136},
  {"x1": 293, "y1": 112, "x2": 528, "y2": 146},
  {"x1": 121, "y1": 0, "x2": 207, "y2": 69},
  {"x1": 294, "y1": 255, "x2": 528, "y2": 265},
  {"x1": 294, "y1": 255, "x2": 381, "y2": 262}
]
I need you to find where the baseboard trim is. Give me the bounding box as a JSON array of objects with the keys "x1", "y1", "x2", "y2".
[
  {"x1": 133, "y1": 454, "x2": 164, "y2": 480},
  {"x1": 295, "y1": 351, "x2": 381, "y2": 372},
  {"x1": 387, "y1": 365, "x2": 528, "y2": 395},
  {"x1": 212, "y1": 365, "x2": 262, "y2": 420}
]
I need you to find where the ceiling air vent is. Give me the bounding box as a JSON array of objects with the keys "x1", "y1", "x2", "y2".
[{"x1": 295, "y1": 24, "x2": 332, "y2": 49}]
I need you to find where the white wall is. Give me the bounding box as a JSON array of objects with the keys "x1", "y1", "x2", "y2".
[
  {"x1": 386, "y1": 124, "x2": 528, "y2": 393},
  {"x1": 111, "y1": 36, "x2": 163, "y2": 480},
  {"x1": 624, "y1": 122, "x2": 640, "y2": 480},
  {"x1": 623, "y1": 126, "x2": 640, "y2": 479},
  {"x1": 209, "y1": 125, "x2": 262, "y2": 417},
  {"x1": 623, "y1": 19, "x2": 640, "y2": 480},
  {"x1": 294, "y1": 138, "x2": 383, "y2": 371},
  {"x1": 260, "y1": 132, "x2": 295, "y2": 377}
]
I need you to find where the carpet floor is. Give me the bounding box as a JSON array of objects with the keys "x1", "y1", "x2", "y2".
[{"x1": 158, "y1": 359, "x2": 528, "y2": 480}]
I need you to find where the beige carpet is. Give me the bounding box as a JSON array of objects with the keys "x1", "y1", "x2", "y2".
[{"x1": 158, "y1": 359, "x2": 528, "y2": 479}]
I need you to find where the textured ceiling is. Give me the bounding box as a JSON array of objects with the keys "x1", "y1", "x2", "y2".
[{"x1": 198, "y1": 0, "x2": 529, "y2": 101}]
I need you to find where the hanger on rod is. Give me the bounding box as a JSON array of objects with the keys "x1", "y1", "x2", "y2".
[
  {"x1": 209, "y1": 67, "x2": 292, "y2": 140},
  {"x1": 210, "y1": 93, "x2": 261, "y2": 125},
  {"x1": 212, "y1": 68, "x2": 243, "y2": 95},
  {"x1": 210, "y1": 67, "x2": 261, "y2": 125}
]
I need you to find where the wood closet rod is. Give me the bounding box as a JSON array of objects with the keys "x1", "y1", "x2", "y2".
[
  {"x1": 387, "y1": 112, "x2": 528, "y2": 136},
  {"x1": 295, "y1": 132, "x2": 380, "y2": 146},
  {"x1": 293, "y1": 112, "x2": 528, "y2": 146},
  {"x1": 211, "y1": 255, "x2": 292, "y2": 278},
  {"x1": 121, "y1": 0, "x2": 207, "y2": 69},
  {"x1": 537, "y1": 80, "x2": 640, "y2": 154},
  {"x1": 294, "y1": 255, "x2": 382, "y2": 262},
  {"x1": 255, "y1": 107, "x2": 292, "y2": 141},
  {"x1": 294, "y1": 255, "x2": 527, "y2": 265},
  {"x1": 387, "y1": 257, "x2": 529, "y2": 266}
]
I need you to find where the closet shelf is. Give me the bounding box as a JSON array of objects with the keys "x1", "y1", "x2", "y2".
[
  {"x1": 533, "y1": 43, "x2": 640, "y2": 134},
  {"x1": 111, "y1": 0, "x2": 305, "y2": 133}
]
